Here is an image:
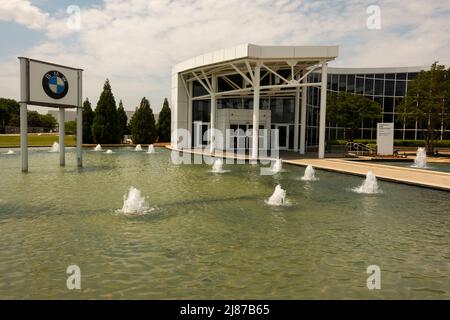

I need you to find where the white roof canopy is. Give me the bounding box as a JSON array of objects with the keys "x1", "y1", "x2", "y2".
[{"x1": 173, "y1": 43, "x2": 339, "y2": 75}]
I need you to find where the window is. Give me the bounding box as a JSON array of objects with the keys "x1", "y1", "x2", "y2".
[
  {"x1": 219, "y1": 98, "x2": 242, "y2": 109},
  {"x1": 339, "y1": 75, "x2": 347, "y2": 91},
  {"x1": 407, "y1": 72, "x2": 418, "y2": 80},
  {"x1": 364, "y1": 78, "x2": 374, "y2": 95},
  {"x1": 383, "y1": 97, "x2": 394, "y2": 113},
  {"x1": 383, "y1": 113, "x2": 394, "y2": 123},
  {"x1": 385, "y1": 73, "x2": 395, "y2": 79},
  {"x1": 355, "y1": 77, "x2": 364, "y2": 94},
  {"x1": 374, "y1": 80, "x2": 384, "y2": 96},
  {"x1": 347, "y1": 75, "x2": 355, "y2": 92},
  {"x1": 192, "y1": 100, "x2": 211, "y2": 122},
  {"x1": 270, "y1": 97, "x2": 295, "y2": 123},
  {"x1": 374, "y1": 73, "x2": 385, "y2": 79},
  {"x1": 331, "y1": 74, "x2": 338, "y2": 91},
  {"x1": 384, "y1": 80, "x2": 395, "y2": 96},
  {"x1": 395, "y1": 81, "x2": 406, "y2": 96},
  {"x1": 396, "y1": 73, "x2": 407, "y2": 80},
  {"x1": 193, "y1": 80, "x2": 208, "y2": 97}
]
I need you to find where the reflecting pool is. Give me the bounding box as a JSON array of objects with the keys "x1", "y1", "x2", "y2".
[{"x1": 0, "y1": 147, "x2": 449, "y2": 299}]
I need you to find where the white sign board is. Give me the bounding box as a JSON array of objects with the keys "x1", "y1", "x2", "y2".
[
  {"x1": 19, "y1": 57, "x2": 82, "y2": 108},
  {"x1": 377, "y1": 123, "x2": 394, "y2": 155}
]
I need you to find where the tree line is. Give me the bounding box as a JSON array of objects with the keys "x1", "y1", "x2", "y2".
[
  {"x1": 0, "y1": 79, "x2": 172, "y2": 144},
  {"x1": 82, "y1": 79, "x2": 171, "y2": 144},
  {"x1": 0, "y1": 98, "x2": 57, "y2": 132}
]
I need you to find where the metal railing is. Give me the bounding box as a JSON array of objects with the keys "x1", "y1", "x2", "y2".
[{"x1": 345, "y1": 142, "x2": 376, "y2": 157}]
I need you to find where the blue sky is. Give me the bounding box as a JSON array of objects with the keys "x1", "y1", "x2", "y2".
[{"x1": 1, "y1": 0, "x2": 449, "y2": 113}]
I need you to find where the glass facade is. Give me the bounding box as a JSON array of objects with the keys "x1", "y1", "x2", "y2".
[
  {"x1": 305, "y1": 69, "x2": 434, "y2": 144},
  {"x1": 190, "y1": 68, "x2": 445, "y2": 150}
]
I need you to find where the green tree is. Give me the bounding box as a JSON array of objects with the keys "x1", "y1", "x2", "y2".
[
  {"x1": 327, "y1": 92, "x2": 382, "y2": 140},
  {"x1": 130, "y1": 97, "x2": 157, "y2": 144},
  {"x1": 27, "y1": 111, "x2": 42, "y2": 127},
  {"x1": 0, "y1": 98, "x2": 19, "y2": 133},
  {"x1": 82, "y1": 98, "x2": 95, "y2": 143},
  {"x1": 40, "y1": 114, "x2": 57, "y2": 132},
  {"x1": 157, "y1": 98, "x2": 171, "y2": 142},
  {"x1": 399, "y1": 62, "x2": 450, "y2": 154},
  {"x1": 117, "y1": 99, "x2": 129, "y2": 137},
  {"x1": 92, "y1": 79, "x2": 121, "y2": 144},
  {"x1": 65, "y1": 120, "x2": 77, "y2": 134}
]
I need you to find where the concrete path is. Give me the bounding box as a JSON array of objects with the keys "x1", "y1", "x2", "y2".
[{"x1": 284, "y1": 158, "x2": 450, "y2": 191}]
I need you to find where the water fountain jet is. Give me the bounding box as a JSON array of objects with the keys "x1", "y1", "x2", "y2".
[
  {"x1": 301, "y1": 165, "x2": 318, "y2": 181},
  {"x1": 135, "y1": 144, "x2": 142, "y2": 152},
  {"x1": 266, "y1": 184, "x2": 287, "y2": 206},
  {"x1": 49, "y1": 142, "x2": 59, "y2": 153},
  {"x1": 271, "y1": 158, "x2": 283, "y2": 173},
  {"x1": 94, "y1": 144, "x2": 102, "y2": 151},
  {"x1": 413, "y1": 147, "x2": 427, "y2": 168},
  {"x1": 353, "y1": 171, "x2": 380, "y2": 194},
  {"x1": 211, "y1": 158, "x2": 227, "y2": 173},
  {"x1": 120, "y1": 187, "x2": 149, "y2": 215},
  {"x1": 147, "y1": 144, "x2": 155, "y2": 154}
]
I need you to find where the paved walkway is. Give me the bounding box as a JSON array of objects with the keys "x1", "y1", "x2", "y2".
[
  {"x1": 284, "y1": 158, "x2": 450, "y2": 191},
  {"x1": 167, "y1": 146, "x2": 450, "y2": 191}
]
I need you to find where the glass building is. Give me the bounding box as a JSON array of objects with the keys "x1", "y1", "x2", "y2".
[
  {"x1": 304, "y1": 66, "x2": 447, "y2": 147},
  {"x1": 172, "y1": 44, "x2": 446, "y2": 158}
]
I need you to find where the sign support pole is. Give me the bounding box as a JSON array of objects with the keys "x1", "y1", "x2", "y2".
[
  {"x1": 76, "y1": 70, "x2": 83, "y2": 167},
  {"x1": 19, "y1": 57, "x2": 28, "y2": 173},
  {"x1": 59, "y1": 107, "x2": 65, "y2": 166},
  {"x1": 20, "y1": 102, "x2": 28, "y2": 172}
]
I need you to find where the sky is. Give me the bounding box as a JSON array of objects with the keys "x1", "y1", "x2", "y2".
[{"x1": 0, "y1": 0, "x2": 449, "y2": 113}]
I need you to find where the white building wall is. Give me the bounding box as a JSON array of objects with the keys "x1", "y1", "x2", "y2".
[{"x1": 171, "y1": 72, "x2": 189, "y2": 148}]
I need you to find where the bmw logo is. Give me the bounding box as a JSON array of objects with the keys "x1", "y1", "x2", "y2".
[{"x1": 42, "y1": 70, "x2": 69, "y2": 99}]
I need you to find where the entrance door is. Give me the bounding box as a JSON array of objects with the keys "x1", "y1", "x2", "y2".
[
  {"x1": 230, "y1": 123, "x2": 249, "y2": 152},
  {"x1": 193, "y1": 121, "x2": 210, "y2": 147},
  {"x1": 273, "y1": 124, "x2": 289, "y2": 150}
]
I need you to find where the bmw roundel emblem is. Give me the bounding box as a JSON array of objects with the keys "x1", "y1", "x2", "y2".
[{"x1": 42, "y1": 70, "x2": 69, "y2": 99}]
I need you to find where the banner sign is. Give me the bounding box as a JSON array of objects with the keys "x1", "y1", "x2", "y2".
[{"x1": 19, "y1": 57, "x2": 82, "y2": 108}]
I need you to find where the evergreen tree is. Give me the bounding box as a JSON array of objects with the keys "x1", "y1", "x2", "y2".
[
  {"x1": 117, "y1": 99, "x2": 129, "y2": 137},
  {"x1": 92, "y1": 79, "x2": 121, "y2": 143},
  {"x1": 157, "y1": 98, "x2": 171, "y2": 142},
  {"x1": 130, "y1": 97, "x2": 157, "y2": 144},
  {"x1": 82, "y1": 98, "x2": 95, "y2": 143}
]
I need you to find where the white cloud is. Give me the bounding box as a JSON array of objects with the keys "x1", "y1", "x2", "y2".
[
  {"x1": 1, "y1": 0, "x2": 449, "y2": 113},
  {"x1": 0, "y1": 0, "x2": 48, "y2": 29}
]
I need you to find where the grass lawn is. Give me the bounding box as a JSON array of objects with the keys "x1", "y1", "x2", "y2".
[{"x1": 0, "y1": 134, "x2": 76, "y2": 147}]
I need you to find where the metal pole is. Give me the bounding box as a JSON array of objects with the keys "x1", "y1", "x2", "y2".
[
  {"x1": 20, "y1": 102, "x2": 28, "y2": 172},
  {"x1": 251, "y1": 63, "x2": 261, "y2": 160},
  {"x1": 209, "y1": 74, "x2": 217, "y2": 154},
  {"x1": 318, "y1": 62, "x2": 328, "y2": 159},
  {"x1": 59, "y1": 107, "x2": 65, "y2": 166},
  {"x1": 293, "y1": 74, "x2": 300, "y2": 152},
  {"x1": 76, "y1": 70, "x2": 83, "y2": 167},
  {"x1": 19, "y1": 57, "x2": 29, "y2": 173},
  {"x1": 299, "y1": 76, "x2": 307, "y2": 154}
]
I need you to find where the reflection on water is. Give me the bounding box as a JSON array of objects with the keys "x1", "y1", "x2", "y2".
[{"x1": 0, "y1": 147, "x2": 449, "y2": 299}]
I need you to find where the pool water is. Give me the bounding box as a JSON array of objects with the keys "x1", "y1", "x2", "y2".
[
  {"x1": 0, "y1": 147, "x2": 449, "y2": 299},
  {"x1": 371, "y1": 161, "x2": 450, "y2": 173}
]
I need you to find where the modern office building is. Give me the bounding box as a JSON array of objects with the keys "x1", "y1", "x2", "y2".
[{"x1": 171, "y1": 44, "x2": 441, "y2": 158}]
